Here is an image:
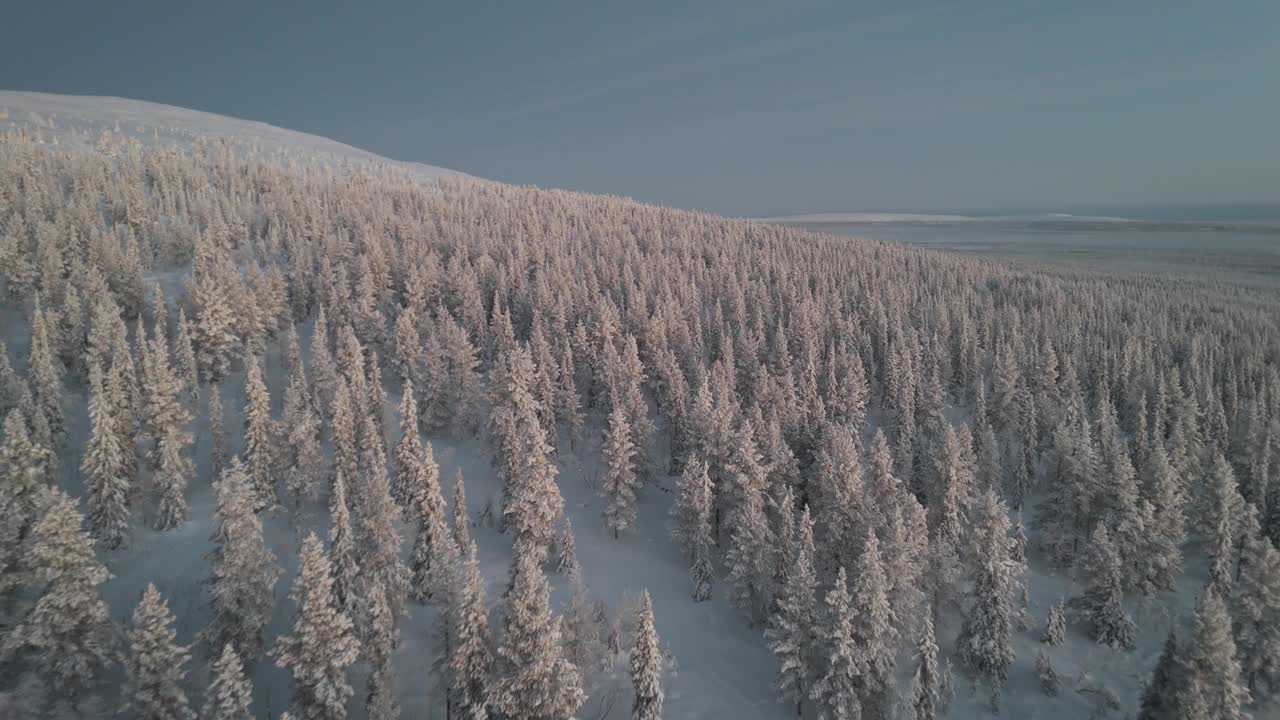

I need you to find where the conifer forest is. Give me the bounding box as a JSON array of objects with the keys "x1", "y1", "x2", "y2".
[{"x1": 0, "y1": 101, "x2": 1278, "y2": 720}]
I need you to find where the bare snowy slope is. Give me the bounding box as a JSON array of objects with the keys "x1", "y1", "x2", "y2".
[{"x1": 0, "y1": 90, "x2": 463, "y2": 181}]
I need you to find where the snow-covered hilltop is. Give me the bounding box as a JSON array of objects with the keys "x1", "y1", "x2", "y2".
[{"x1": 0, "y1": 90, "x2": 463, "y2": 181}]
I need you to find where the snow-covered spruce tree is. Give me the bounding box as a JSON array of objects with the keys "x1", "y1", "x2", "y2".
[
  {"x1": 1043, "y1": 598, "x2": 1066, "y2": 645},
  {"x1": 453, "y1": 467, "x2": 472, "y2": 552},
  {"x1": 724, "y1": 420, "x2": 776, "y2": 625},
  {"x1": 1166, "y1": 587, "x2": 1251, "y2": 719},
  {"x1": 670, "y1": 456, "x2": 714, "y2": 567},
  {"x1": 365, "y1": 580, "x2": 401, "y2": 720},
  {"x1": 1232, "y1": 508, "x2": 1280, "y2": 704},
  {"x1": 929, "y1": 424, "x2": 974, "y2": 563},
  {"x1": 274, "y1": 531, "x2": 360, "y2": 720},
  {"x1": 206, "y1": 458, "x2": 279, "y2": 664},
  {"x1": 1206, "y1": 451, "x2": 1244, "y2": 598},
  {"x1": 409, "y1": 448, "x2": 453, "y2": 606},
  {"x1": 556, "y1": 517, "x2": 579, "y2": 576},
  {"x1": 359, "y1": 412, "x2": 409, "y2": 617},
  {"x1": 492, "y1": 543, "x2": 584, "y2": 720},
  {"x1": 811, "y1": 423, "x2": 868, "y2": 577},
  {"x1": 208, "y1": 388, "x2": 227, "y2": 484},
  {"x1": 392, "y1": 305, "x2": 422, "y2": 387},
  {"x1": 492, "y1": 345, "x2": 565, "y2": 564},
  {"x1": 906, "y1": 609, "x2": 940, "y2": 720},
  {"x1": 0, "y1": 342, "x2": 24, "y2": 418},
  {"x1": 173, "y1": 307, "x2": 199, "y2": 402},
  {"x1": 282, "y1": 363, "x2": 325, "y2": 509},
  {"x1": 153, "y1": 424, "x2": 193, "y2": 530},
  {"x1": 204, "y1": 643, "x2": 254, "y2": 720},
  {"x1": 1081, "y1": 524, "x2": 1137, "y2": 651},
  {"x1": 125, "y1": 583, "x2": 195, "y2": 720},
  {"x1": 630, "y1": 590, "x2": 664, "y2": 720},
  {"x1": 1038, "y1": 400, "x2": 1098, "y2": 568},
  {"x1": 189, "y1": 253, "x2": 239, "y2": 382},
  {"x1": 1137, "y1": 631, "x2": 1182, "y2": 720},
  {"x1": 766, "y1": 503, "x2": 817, "y2": 716},
  {"x1": 82, "y1": 360, "x2": 132, "y2": 549},
  {"x1": 329, "y1": 381, "x2": 359, "y2": 508},
  {"x1": 450, "y1": 539, "x2": 494, "y2": 720},
  {"x1": 725, "y1": 450, "x2": 775, "y2": 624},
  {"x1": 1096, "y1": 402, "x2": 1149, "y2": 591},
  {"x1": 328, "y1": 468, "x2": 361, "y2": 622},
  {"x1": 851, "y1": 529, "x2": 898, "y2": 719},
  {"x1": 1035, "y1": 649, "x2": 1059, "y2": 696},
  {"x1": 28, "y1": 295, "x2": 64, "y2": 439},
  {"x1": 0, "y1": 405, "x2": 52, "y2": 550},
  {"x1": 562, "y1": 559, "x2": 601, "y2": 685},
  {"x1": 602, "y1": 403, "x2": 639, "y2": 538},
  {"x1": 141, "y1": 332, "x2": 190, "y2": 471},
  {"x1": 2, "y1": 489, "x2": 114, "y2": 702},
  {"x1": 810, "y1": 565, "x2": 862, "y2": 720},
  {"x1": 956, "y1": 489, "x2": 1018, "y2": 705},
  {"x1": 309, "y1": 305, "x2": 338, "y2": 415},
  {"x1": 242, "y1": 356, "x2": 277, "y2": 511},
  {"x1": 392, "y1": 379, "x2": 425, "y2": 511}
]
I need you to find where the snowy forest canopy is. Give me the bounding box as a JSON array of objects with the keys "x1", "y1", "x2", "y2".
[{"x1": 0, "y1": 125, "x2": 1278, "y2": 720}]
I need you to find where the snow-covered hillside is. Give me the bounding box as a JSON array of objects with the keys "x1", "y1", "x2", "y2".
[
  {"x1": 0, "y1": 90, "x2": 463, "y2": 182},
  {"x1": 0, "y1": 95, "x2": 1277, "y2": 720}
]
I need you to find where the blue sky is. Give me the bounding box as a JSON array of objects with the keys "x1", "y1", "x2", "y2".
[{"x1": 2, "y1": 1, "x2": 1277, "y2": 216}]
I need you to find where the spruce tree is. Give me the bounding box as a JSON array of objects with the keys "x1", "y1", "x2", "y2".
[
  {"x1": 906, "y1": 610, "x2": 940, "y2": 720},
  {"x1": 1232, "y1": 511, "x2": 1280, "y2": 703},
  {"x1": 208, "y1": 388, "x2": 227, "y2": 484},
  {"x1": 274, "y1": 532, "x2": 360, "y2": 720},
  {"x1": 190, "y1": 261, "x2": 239, "y2": 382},
  {"x1": 556, "y1": 517, "x2": 579, "y2": 576},
  {"x1": 957, "y1": 489, "x2": 1018, "y2": 702},
  {"x1": 810, "y1": 565, "x2": 862, "y2": 720},
  {"x1": 409, "y1": 439, "x2": 449, "y2": 604},
  {"x1": 359, "y1": 413, "x2": 409, "y2": 616},
  {"x1": 173, "y1": 307, "x2": 199, "y2": 402},
  {"x1": 1035, "y1": 650, "x2": 1059, "y2": 696},
  {"x1": 206, "y1": 459, "x2": 279, "y2": 664},
  {"x1": 602, "y1": 403, "x2": 639, "y2": 538},
  {"x1": 125, "y1": 583, "x2": 195, "y2": 720},
  {"x1": 450, "y1": 540, "x2": 494, "y2": 720},
  {"x1": 29, "y1": 295, "x2": 64, "y2": 439},
  {"x1": 1081, "y1": 524, "x2": 1137, "y2": 651},
  {"x1": 1169, "y1": 588, "x2": 1251, "y2": 720},
  {"x1": 766, "y1": 504, "x2": 817, "y2": 716},
  {"x1": 365, "y1": 580, "x2": 401, "y2": 720},
  {"x1": 1137, "y1": 631, "x2": 1182, "y2": 720},
  {"x1": 153, "y1": 426, "x2": 192, "y2": 530},
  {"x1": 2, "y1": 489, "x2": 114, "y2": 700},
  {"x1": 491, "y1": 544, "x2": 584, "y2": 720},
  {"x1": 0, "y1": 409, "x2": 50, "y2": 602},
  {"x1": 282, "y1": 369, "x2": 325, "y2": 510},
  {"x1": 1043, "y1": 598, "x2": 1066, "y2": 646},
  {"x1": 204, "y1": 643, "x2": 254, "y2": 720},
  {"x1": 453, "y1": 467, "x2": 472, "y2": 552},
  {"x1": 392, "y1": 379, "x2": 424, "y2": 511},
  {"x1": 82, "y1": 361, "x2": 132, "y2": 548},
  {"x1": 492, "y1": 346, "x2": 565, "y2": 564},
  {"x1": 851, "y1": 529, "x2": 898, "y2": 719},
  {"x1": 142, "y1": 332, "x2": 190, "y2": 471},
  {"x1": 561, "y1": 560, "x2": 601, "y2": 684},
  {"x1": 242, "y1": 356, "x2": 277, "y2": 510},
  {"x1": 328, "y1": 468, "x2": 361, "y2": 622},
  {"x1": 630, "y1": 591, "x2": 664, "y2": 720}
]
